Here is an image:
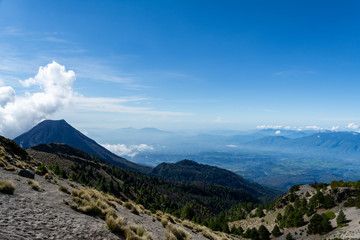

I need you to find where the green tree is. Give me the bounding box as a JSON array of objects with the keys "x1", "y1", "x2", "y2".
[
  {"x1": 286, "y1": 233, "x2": 295, "y2": 240},
  {"x1": 256, "y1": 207, "x2": 265, "y2": 217},
  {"x1": 336, "y1": 210, "x2": 346, "y2": 225},
  {"x1": 180, "y1": 203, "x2": 195, "y2": 220},
  {"x1": 258, "y1": 225, "x2": 270, "y2": 240},
  {"x1": 271, "y1": 225, "x2": 282, "y2": 237},
  {"x1": 307, "y1": 213, "x2": 332, "y2": 235}
]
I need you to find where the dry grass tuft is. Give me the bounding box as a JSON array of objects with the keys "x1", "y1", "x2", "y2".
[
  {"x1": 126, "y1": 225, "x2": 153, "y2": 240},
  {"x1": 0, "y1": 180, "x2": 15, "y2": 194},
  {"x1": 200, "y1": 229, "x2": 218, "y2": 240},
  {"x1": 58, "y1": 185, "x2": 70, "y2": 194},
  {"x1": 4, "y1": 165, "x2": 16, "y2": 171},
  {"x1": 123, "y1": 201, "x2": 141, "y2": 215},
  {"x1": 106, "y1": 215, "x2": 126, "y2": 236},
  {"x1": 27, "y1": 179, "x2": 44, "y2": 191},
  {"x1": 69, "y1": 182, "x2": 78, "y2": 189},
  {"x1": 166, "y1": 224, "x2": 192, "y2": 240},
  {"x1": 69, "y1": 188, "x2": 118, "y2": 219},
  {"x1": 0, "y1": 159, "x2": 7, "y2": 167},
  {"x1": 161, "y1": 218, "x2": 169, "y2": 228}
]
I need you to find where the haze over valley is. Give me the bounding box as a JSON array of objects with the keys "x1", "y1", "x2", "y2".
[{"x1": 1, "y1": 1, "x2": 360, "y2": 239}]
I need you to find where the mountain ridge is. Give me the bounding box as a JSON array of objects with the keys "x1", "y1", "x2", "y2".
[
  {"x1": 151, "y1": 159, "x2": 280, "y2": 201},
  {"x1": 13, "y1": 119, "x2": 151, "y2": 172}
]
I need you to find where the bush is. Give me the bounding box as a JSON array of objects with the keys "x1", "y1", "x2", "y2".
[
  {"x1": 37, "y1": 164, "x2": 48, "y2": 175},
  {"x1": 0, "y1": 160, "x2": 6, "y2": 167},
  {"x1": 106, "y1": 215, "x2": 126, "y2": 236},
  {"x1": 161, "y1": 218, "x2": 169, "y2": 227},
  {"x1": 4, "y1": 165, "x2": 16, "y2": 171},
  {"x1": 27, "y1": 179, "x2": 43, "y2": 191},
  {"x1": 166, "y1": 224, "x2": 191, "y2": 240},
  {"x1": 58, "y1": 185, "x2": 70, "y2": 194},
  {"x1": 325, "y1": 211, "x2": 336, "y2": 220},
  {"x1": 123, "y1": 201, "x2": 140, "y2": 215},
  {"x1": 126, "y1": 225, "x2": 153, "y2": 240},
  {"x1": 0, "y1": 180, "x2": 15, "y2": 194}
]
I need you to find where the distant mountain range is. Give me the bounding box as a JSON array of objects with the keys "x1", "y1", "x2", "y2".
[
  {"x1": 13, "y1": 119, "x2": 150, "y2": 172},
  {"x1": 248, "y1": 131, "x2": 360, "y2": 159}
]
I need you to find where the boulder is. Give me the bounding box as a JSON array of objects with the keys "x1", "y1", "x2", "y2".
[{"x1": 17, "y1": 169, "x2": 35, "y2": 179}]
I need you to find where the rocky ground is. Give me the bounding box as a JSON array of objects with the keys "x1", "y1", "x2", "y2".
[{"x1": 0, "y1": 167, "x2": 224, "y2": 240}]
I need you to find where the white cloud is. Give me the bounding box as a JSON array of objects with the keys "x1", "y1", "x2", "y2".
[
  {"x1": 0, "y1": 86, "x2": 15, "y2": 107},
  {"x1": 347, "y1": 123, "x2": 359, "y2": 130},
  {"x1": 71, "y1": 96, "x2": 192, "y2": 116},
  {"x1": 227, "y1": 144, "x2": 238, "y2": 148},
  {"x1": 101, "y1": 143, "x2": 154, "y2": 158},
  {"x1": 0, "y1": 61, "x2": 75, "y2": 138},
  {"x1": 256, "y1": 125, "x2": 283, "y2": 130},
  {"x1": 304, "y1": 126, "x2": 322, "y2": 130}
]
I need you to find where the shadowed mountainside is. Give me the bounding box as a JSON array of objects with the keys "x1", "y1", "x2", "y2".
[{"x1": 151, "y1": 159, "x2": 280, "y2": 202}]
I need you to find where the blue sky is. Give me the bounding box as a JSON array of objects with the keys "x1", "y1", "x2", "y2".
[{"x1": 0, "y1": 0, "x2": 360, "y2": 138}]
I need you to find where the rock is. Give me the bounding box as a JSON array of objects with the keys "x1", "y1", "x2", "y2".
[{"x1": 17, "y1": 169, "x2": 35, "y2": 179}]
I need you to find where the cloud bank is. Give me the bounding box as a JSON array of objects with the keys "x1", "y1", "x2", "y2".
[
  {"x1": 257, "y1": 123, "x2": 360, "y2": 132},
  {"x1": 101, "y1": 143, "x2": 154, "y2": 158},
  {"x1": 0, "y1": 61, "x2": 75, "y2": 138}
]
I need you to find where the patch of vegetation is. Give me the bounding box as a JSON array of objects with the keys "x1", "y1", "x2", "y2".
[
  {"x1": 126, "y1": 225, "x2": 153, "y2": 240},
  {"x1": 336, "y1": 210, "x2": 347, "y2": 226},
  {"x1": 27, "y1": 179, "x2": 44, "y2": 191},
  {"x1": 70, "y1": 188, "x2": 116, "y2": 219},
  {"x1": 58, "y1": 185, "x2": 70, "y2": 194},
  {"x1": 123, "y1": 201, "x2": 141, "y2": 215},
  {"x1": 4, "y1": 165, "x2": 16, "y2": 171},
  {"x1": 325, "y1": 211, "x2": 336, "y2": 220},
  {"x1": 0, "y1": 180, "x2": 15, "y2": 194},
  {"x1": 271, "y1": 225, "x2": 282, "y2": 237},
  {"x1": 37, "y1": 163, "x2": 48, "y2": 175},
  {"x1": 307, "y1": 213, "x2": 332, "y2": 235},
  {"x1": 166, "y1": 224, "x2": 191, "y2": 240},
  {"x1": 106, "y1": 215, "x2": 126, "y2": 236}
]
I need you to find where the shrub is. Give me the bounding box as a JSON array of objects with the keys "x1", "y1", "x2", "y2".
[
  {"x1": 0, "y1": 160, "x2": 6, "y2": 167},
  {"x1": 123, "y1": 201, "x2": 140, "y2": 215},
  {"x1": 161, "y1": 218, "x2": 169, "y2": 227},
  {"x1": 4, "y1": 165, "x2": 16, "y2": 171},
  {"x1": 0, "y1": 180, "x2": 15, "y2": 194},
  {"x1": 126, "y1": 225, "x2": 153, "y2": 240},
  {"x1": 27, "y1": 179, "x2": 43, "y2": 191},
  {"x1": 58, "y1": 185, "x2": 70, "y2": 194},
  {"x1": 325, "y1": 211, "x2": 336, "y2": 220},
  {"x1": 37, "y1": 164, "x2": 48, "y2": 175},
  {"x1": 166, "y1": 224, "x2": 191, "y2": 240},
  {"x1": 106, "y1": 215, "x2": 126, "y2": 236}
]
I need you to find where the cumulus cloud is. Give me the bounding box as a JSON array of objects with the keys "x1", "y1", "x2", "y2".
[
  {"x1": 0, "y1": 86, "x2": 15, "y2": 107},
  {"x1": 101, "y1": 143, "x2": 154, "y2": 158},
  {"x1": 0, "y1": 61, "x2": 75, "y2": 138},
  {"x1": 347, "y1": 123, "x2": 360, "y2": 130}
]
